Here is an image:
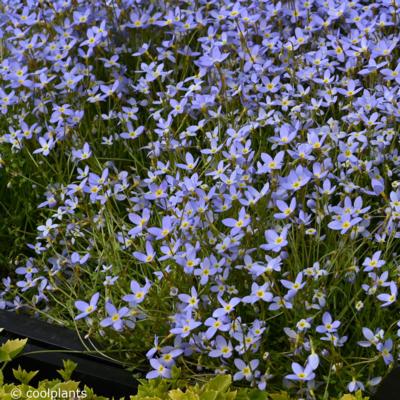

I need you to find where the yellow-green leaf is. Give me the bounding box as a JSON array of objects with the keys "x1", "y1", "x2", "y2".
[
  {"x1": 0, "y1": 339, "x2": 27, "y2": 361},
  {"x1": 269, "y1": 392, "x2": 291, "y2": 400},
  {"x1": 169, "y1": 389, "x2": 199, "y2": 400},
  {"x1": 203, "y1": 376, "x2": 232, "y2": 393}
]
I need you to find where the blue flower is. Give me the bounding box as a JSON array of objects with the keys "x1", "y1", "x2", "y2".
[
  {"x1": 285, "y1": 355, "x2": 319, "y2": 382},
  {"x1": 233, "y1": 359, "x2": 259, "y2": 382},
  {"x1": 100, "y1": 303, "x2": 129, "y2": 331},
  {"x1": 123, "y1": 279, "x2": 151, "y2": 305},
  {"x1": 75, "y1": 293, "x2": 99, "y2": 320}
]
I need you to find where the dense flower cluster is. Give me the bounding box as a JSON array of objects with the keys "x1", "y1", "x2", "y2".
[{"x1": 1, "y1": 0, "x2": 400, "y2": 397}]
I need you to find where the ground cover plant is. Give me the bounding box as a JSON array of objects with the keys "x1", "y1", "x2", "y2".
[
  {"x1": 0, "y1": 334, "x2": 368, "y2": 400},
  {"x1": 0, "y1": 335, "x2": 106, "y2": 399},
  {"x1": 0, "y1": 0, "x2": 400, "y2": 398}
]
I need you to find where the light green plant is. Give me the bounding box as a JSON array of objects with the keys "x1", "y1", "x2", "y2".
[
  {"x1": 0, "y1": 336, "x2": 107, "y2": 400},
  {"x1": 130, "y1": 373, "x2": 370, "y2": 400}
]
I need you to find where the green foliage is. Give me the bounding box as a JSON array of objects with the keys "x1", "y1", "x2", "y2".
[
  {"x1": 130, "y1": 376, "x2": 370, "y2": 400},
  {"x1": 57, "y1": 359, "x2": 78, "y2": 381},
  {"x1": 0, "y1": 336, "x2": 107, "y2": 399},
  {"x1": 131, "y1": 375, "x2": 243, "y2": 400},
  {"x1": 12, "y1": 366, "x2": 38, "y2": 385},
  {"x1": 0, "y1": 335, "x2": 372, "y2": 400},
  {"x1": 0, "y1": 338, "x2": 27, "y2": 362},
  {"x1": 266, "y1": 393, "x2": 290, "y2": 400},
  {"x1": 337, "y1": 392, "x2": 369, "y2": 400}
]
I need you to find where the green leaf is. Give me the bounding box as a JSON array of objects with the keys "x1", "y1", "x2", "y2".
[
  {"x1": 82, "y1": 385, "x2": 109, "y2": 400},
  {"x1": 269, "y1": 392, "x2": 291, "y2": 400},
  {"x1": 130, "y1": 397, "x2": 162, "y2": 400},
  {"x1": 236, "y1": 389, "x2": 250, "y2": 400},
  {"x1": 355, "y1": 391, "x2": 369, "y2": 400},
  {"x1": 338, "y1": 392, "x2": 369, "y2": 400},
  {"x1": 169, "y1": 389, "x2": 199, "y2": 400},
  {"x1": 245, "y1": 389, "x2": 268, "y2": 400},
  {"x1": 13, "y1": 366, "x2": 39, "y2": 384},
  {"x1": 200, "y1": 390, "x2": 218, "y2": 400},
  {"x1": 224, "y1": 392, "x2": 237, "y2": 400},
  {"x1": 169, "y1": 389, "x2": 185, "y2": 400},
  {"x1": 203, "y1": 376, "x2": 232, "y2": 393},
  {"x1": 52, "y1": 380, "x2": 80, "y2": 393},
  {"x1": 133, "y1": 378, "x2": 170, "y2": 399},
  {"x1": 57, "y1": 359, "x2": 78, "y2": 381},
  {"x1": 0, "y1": 339, "x2": 27, "y2": 362},
  {"x1": 171, "y1": 366, "x2": 182, "y2": 380}
]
